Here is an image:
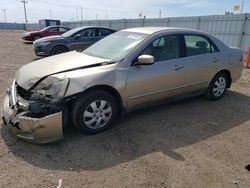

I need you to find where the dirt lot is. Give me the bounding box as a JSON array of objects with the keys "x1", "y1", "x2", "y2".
[{"x1": 0, "y1": 30, "x2": 250, "y2": 188}]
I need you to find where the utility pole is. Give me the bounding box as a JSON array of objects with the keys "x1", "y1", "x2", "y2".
[
  {"x1": 139, "y1": 11, "x2": 142, "y2": 18},
  {"x1": 79, "y1": 6, "x2": 83, "y2": 21},
  {"x1": 76, "y1": 8, "x2": 79, "y2": 22},
  {"x1": 49, "y1": 9, "x2": 52, "y2": 19},
  {"x1": 241, "y1": 0, "x2": 244, "y2": 14},
  {"x1": 21, "y1": 0, "x2": 28, "y2": 24},
  {"x1": 159, "y1": 9, "x2": 162, "y2": 19},
  {"x1": 2, "y1": 9, "x2": 6, "y2": 23}
]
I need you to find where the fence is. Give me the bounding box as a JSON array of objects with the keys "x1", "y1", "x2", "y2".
[
  {"x1": 0, "y1": 22, "x2": 25, "y2": 30},
  {"x1": 1, "y1": 13, "x2": 250, "y2": 55},
  {"x1": 62, "y1": 14, "x2": 250, "y2": 56}
]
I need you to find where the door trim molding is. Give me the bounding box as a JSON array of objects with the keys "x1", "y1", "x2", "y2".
[{"x1": 129, "y1": 80, "x2": 209, "y2": 99}]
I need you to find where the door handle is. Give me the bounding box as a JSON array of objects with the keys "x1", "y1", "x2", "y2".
[
  {"x1": 172, "y1": 65, "x2": 184, "y2": 70},
  {"x1": 212, "y1": 58, "x2": 219, "y2": 62}
]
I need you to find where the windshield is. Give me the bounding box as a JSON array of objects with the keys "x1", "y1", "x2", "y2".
[
  {"x1": 41, "y1": 26, "x2": 50, "y2": 31},
  {"x1": 62, "y1": 28, "x2": 81, "y2": 37},
  {"x1": 83, "y1": 31, "x2": 149, "y2": 61}
]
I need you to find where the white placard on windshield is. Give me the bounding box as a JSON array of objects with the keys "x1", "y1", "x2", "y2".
[{"x1": 127, "y1": 35, "x2": 142, "y2": 40}]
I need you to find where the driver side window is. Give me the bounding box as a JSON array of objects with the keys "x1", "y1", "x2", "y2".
[{"x1": 141, "y1": 35, "x2": 180, "y2": 62}]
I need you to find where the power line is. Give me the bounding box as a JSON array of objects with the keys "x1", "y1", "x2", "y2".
[
  {"x1": 2, "y1": 9, "x2": 6, "y2": 23},
  {"x1": 31, "y1": 0, "x2": 157, "y2": 15},
  {"x1": 26, "y1": 0, "x2": 162, "y2": 21},
  {"x1": 21, "y1": 0, "x2": 28, "y2": 24},
  {"x1": 31, "y1": 0, "x2": 76, "y2": 8}
]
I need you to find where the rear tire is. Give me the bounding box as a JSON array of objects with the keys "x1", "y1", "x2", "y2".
[
  {"x1": 205, "y1": 72, "x2": 228, "y2": 100},
  {"x1": 51, "y1": 46, "x2": 68, "y2": 55},
  {"x1": 72, "y1": 90, "x2": 118, "y2": 133}
]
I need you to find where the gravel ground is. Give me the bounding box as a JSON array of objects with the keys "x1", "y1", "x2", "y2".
[{"x1": 0, "y1": 30, "x2": 250, "y2": 188}]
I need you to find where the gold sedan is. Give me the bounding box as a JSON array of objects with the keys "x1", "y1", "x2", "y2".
[{"x1": 2, "y1": 27, "x2": 243, "y2": 143}]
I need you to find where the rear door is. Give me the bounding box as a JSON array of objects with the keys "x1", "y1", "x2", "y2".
[
  {"x1": 68, "y1": 28, "x2": 98, "y2": 51},
  {"x1": 96, "y1": 28, "x2": 115, "y2": 40},
  {"x1": 180, "y1": 34, "x2": 221, "y2": 93}
]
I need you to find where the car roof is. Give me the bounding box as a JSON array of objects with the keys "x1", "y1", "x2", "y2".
[
  {"x1": 45, "y1": 25, "x2": 70, "y2": 29},
  {"x1": 73, "y1": 26, "x2": 116, "y2": 31},
  {"x1": 47, "y1": 25, "x2": 67, "y2": 28},
  {"x1": 122, "y1": 27, "x2": 204, "y2": 35}
]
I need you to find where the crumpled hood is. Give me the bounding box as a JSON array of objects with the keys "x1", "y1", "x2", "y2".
[
  {"x1": 34, "y1": 35, "x2": 65, "y2": 43},
  {"x1": 15, "y1": 51, "x2": 111, "y2": 90}
]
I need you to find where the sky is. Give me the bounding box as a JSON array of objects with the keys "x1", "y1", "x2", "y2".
[{"x1": 0, "y1": 0, "x2": 249, "y2": 23}]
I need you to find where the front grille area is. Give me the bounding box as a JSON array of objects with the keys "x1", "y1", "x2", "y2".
[
  {"x1": 36, "y1": 46, "x2": 43, "y2": 52},
  {"x1": 17, "y1": 85, "x2": 31, "y2": 100}
]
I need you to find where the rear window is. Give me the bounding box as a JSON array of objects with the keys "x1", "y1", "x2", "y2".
[
  {"x1": 58, "y1": 27, "x2": 69, "y2": 32},
  {"x1": 47, "y1": 27, "x2": 58, "y2": 32},
  {"x1": 184, "y1": 35, "x2": 218, "y2": 56},
  {"x1": 98, "y1": 29, "x2": 114, "y2": 36}
]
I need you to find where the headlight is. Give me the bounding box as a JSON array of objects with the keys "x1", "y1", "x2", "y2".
[
  {"x1": 38, "y1": 41, "x2": 51, "y2": 46},
  {"x1": 33, "y1": 77, "x2": 69, "y2": 100}
]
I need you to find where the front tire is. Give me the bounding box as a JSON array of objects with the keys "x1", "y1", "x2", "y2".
[
  {"x1": 205, "y1": 72, "x2": 228, "y2": 100},
  {"x1": 51, "y1": 46, "x2": 68, "y2": 55},
  {"x1": 72, "y1": 90, "x2": 118, "y2": 133}
]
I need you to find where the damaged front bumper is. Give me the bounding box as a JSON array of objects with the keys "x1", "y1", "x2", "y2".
[{"x1": 1, "y1": 81, "x2": 64, "y2": 144}]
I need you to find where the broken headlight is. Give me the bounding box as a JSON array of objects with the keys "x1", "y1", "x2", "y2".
[{"x1": 33, "y1": 77, "x2": 69, "y2": 100}]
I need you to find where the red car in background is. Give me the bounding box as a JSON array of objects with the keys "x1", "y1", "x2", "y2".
[{"x1": 22, "y1": 26, "x2": 71, "y2": 41}]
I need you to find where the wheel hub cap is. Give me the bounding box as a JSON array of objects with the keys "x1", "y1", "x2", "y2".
[
  {"x1": 83, "y1": 100, "x2": 112, "y2": 129},
  {"x1": 213, "y1": 77, "x2": 226, "y2": 97}
]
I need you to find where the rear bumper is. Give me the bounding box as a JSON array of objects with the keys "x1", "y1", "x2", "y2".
[
  {"x1": 231, "y1": 64, "x2": 244, "y2": 82},
  {"x1": 1, "y1": 82, "x2": 63, "y2": 144}
]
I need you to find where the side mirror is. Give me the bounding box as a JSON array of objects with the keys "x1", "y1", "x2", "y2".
[
  {"x1": 137, "y1": 55, "x2": 155, "y2": 65},
  {"x1": 74, "y1": 34, "x2": 81, "y2": 39}
]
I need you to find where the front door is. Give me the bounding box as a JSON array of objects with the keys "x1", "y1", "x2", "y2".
[{"x1": 126, "y1": 34, "x2": 185, "y2": 109}]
